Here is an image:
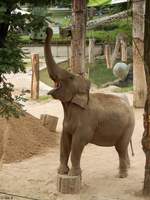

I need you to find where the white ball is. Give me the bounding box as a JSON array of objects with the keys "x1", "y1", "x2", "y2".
[{"x1": 113, "y1": 62, "x2": 129, "y2": 80}]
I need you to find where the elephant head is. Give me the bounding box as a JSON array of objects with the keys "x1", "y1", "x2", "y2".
[{"x1": 44, "y1": 27, "x2": 90, "y2": 108}]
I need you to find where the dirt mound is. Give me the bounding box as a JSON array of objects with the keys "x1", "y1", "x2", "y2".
[{"x1": 0, "y1": 113, "x2": 58, "y2": 163}]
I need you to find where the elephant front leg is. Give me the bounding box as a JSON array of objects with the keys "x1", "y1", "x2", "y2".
[
  {"x1": 58, "y1": 132, "x2": 72, "y2": 175},
  {"x1": 68, "y1": 136, "x2": 85, "y2": 176}
]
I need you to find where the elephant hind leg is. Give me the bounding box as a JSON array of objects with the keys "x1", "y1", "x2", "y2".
[
  {"x1": 115, "y1": 125, "x2": 133, "y2": 178},
  {"x1": 126, "y1": 150, "x2": 130, "y2": 168},
  {"x1": 115, "y1": 145, "x2": 129, "y2": 178}
]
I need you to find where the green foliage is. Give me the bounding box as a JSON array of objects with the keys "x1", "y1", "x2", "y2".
[
  {"x1": 61, "y1": 17, "x2": 71, "y2": 28},
  {"x1": 0, "y1": 0, "x2": 51, "y2": 119},
  {"x1": 87, "y1": 18, "x2": 132, "y2": 44},
  {"x1": 88, "y1": 0, "x2": 111, "y2": 7},
  {"x1": 19, "y1": 17, "x2": 132, "y2": 45},
  {"x1": 0, "y1": 76, "x2": 26, "y2": 119},
  {"x1": 0, "y1": 33, "x2": 25, "y2": 74}
]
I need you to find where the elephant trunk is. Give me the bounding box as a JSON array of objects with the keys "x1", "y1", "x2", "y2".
[{"x1": 44, "y1": 27, "x2": 72, "y2": 82}]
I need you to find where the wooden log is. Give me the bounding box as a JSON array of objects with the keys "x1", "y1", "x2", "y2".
[
  {"x1": 57, "y1": 174, "x2": 81, "y2": 194},
  {"x1": 31, "y1": 54, "x2": 39, "y2": 100},
  {"x1": 104, "y1": 45, "x2": 112, "y2": 69},
  {"x1": 40, "y1": 114, "x2": 58, "y2": 132}
]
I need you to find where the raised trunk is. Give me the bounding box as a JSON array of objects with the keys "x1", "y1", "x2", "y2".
[{"x1": 44, "y1": 28, "x2": 72, "y2": 81}]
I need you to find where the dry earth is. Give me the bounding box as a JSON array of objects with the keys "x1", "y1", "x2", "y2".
[{"x1": 0, "y1": 93, "x2": 148, "y2": 200}]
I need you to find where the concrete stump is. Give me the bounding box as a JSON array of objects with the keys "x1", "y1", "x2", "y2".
[
  {"x1": 57, "y1": 174, "x2": 81, "y2": 194},
  {"x1": 40, "y1": 114, "x2": 58, "y2": 132}
]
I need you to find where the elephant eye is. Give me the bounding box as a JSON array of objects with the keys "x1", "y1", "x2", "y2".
[{"x1": 69, "y1": 75, "x2": 74, "y2": 80}]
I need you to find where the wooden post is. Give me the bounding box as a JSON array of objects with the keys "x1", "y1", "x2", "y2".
[
  {"x1": 111, "y1": 34, "x2": 121, "y2": 67},
  {"x1": 121, "y1": 39, "x2": 127, "y2": 63},
  {"x1": 71, "y1": 0, "x2": 86, "y2": 76},
  {"x1": 133, "y1": 0, "x2": 147, "y2": 108},
  {"x1": 104, "y1": 45, "x2": 112, "y2": 69},
  {"x1": 57, "y1": 174, "x2": 81, "y2": 194},
  {"x1": 40, "y1": 114, "x2": 58, "y2": 132},
  {"x1": 88, "y1": 38, "x2": 95, "y2": 64},
  {"x1": 142, "y1": 0, "x2": 150, "y2": 196},
  {"x1": 31, "y1": 54, "x2": 39, "y2": 100}
]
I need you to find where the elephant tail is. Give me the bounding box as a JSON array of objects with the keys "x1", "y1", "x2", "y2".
[{"x1": 130, "y1": 139, "x2": 135, "y2": 156}]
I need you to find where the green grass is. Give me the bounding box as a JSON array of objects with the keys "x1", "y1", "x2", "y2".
[
  {"x1": 40, "y1": 62, "x2": 69, "y2": 86},
  {"x1": 37, "y1": 95, "x2": 51, "y2": 102},
  {"x1": 40, "y1": 68, "x2": 53, "y2": 86},
  {"x1": 40, "y1": 59, "x2": 116, "y2": 88},
  {"x1": 89, "y1": 59, "x2": 116, "y2": 87},
  {"x1": 114, "y1": 85, "x2": 133, "y2": 93}
]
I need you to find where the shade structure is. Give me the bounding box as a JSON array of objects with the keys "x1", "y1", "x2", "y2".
[{"x1": 88, "y1": 0, "x2": 127, "y2": 7}]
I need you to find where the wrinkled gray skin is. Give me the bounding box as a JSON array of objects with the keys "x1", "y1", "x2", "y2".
[{"x1": 44, "y1": 27, "x2": 135, "y2": 178}]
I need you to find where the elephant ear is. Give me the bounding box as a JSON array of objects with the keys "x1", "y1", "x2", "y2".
[{"x1": 71, "y1": 94, "x2": 88, "y2": 109}]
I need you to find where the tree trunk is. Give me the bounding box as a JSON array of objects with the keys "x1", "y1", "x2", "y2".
[
  {"x1": 71, "y1": 0, "x2": 86, "y2": 76},
  {"x1": 142, "y1": 0, "x2": 150, "y2": 196},
  {"x1": 133, "y1": 0, "x2": 147, "y2": 108}
]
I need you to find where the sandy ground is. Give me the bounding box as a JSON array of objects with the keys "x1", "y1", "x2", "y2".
[{"x1": 0, "y1": 92, "x2": 148, "y2": 200}]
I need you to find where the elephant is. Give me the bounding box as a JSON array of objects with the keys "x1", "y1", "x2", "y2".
[{"x1": 44, "y1": 27, "x2": 135, "y2": 178}]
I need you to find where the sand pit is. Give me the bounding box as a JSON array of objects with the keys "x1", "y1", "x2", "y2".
[{"x1": 0, "y1": 113, "x2": 58, "y2": 163}]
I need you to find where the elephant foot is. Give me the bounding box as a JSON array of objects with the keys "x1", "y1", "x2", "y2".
[
  {"x1": 127, "y1": 162, "x2": 130, "y2": 169},
  {"x1": 58, "y1": 165, "x2": 69, "y2": 175},
  {"x1": 68, "y1": 167, "x2": 81, "y2": 176},
  {"x1": 119, "y1": 170, "x2": 128, "y2": 178}
]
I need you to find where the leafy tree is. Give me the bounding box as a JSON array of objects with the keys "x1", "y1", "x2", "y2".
[
  {"x1": 0, "y1": 0, "x2": 50, "y2": 118},
  {"x1": 0, "y1": 0, "x2": 90, "y2": 118}
]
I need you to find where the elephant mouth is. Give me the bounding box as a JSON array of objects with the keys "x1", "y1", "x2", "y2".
[{"x1": 47, "y1": 80, "x2": 61, "y2": 95}]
